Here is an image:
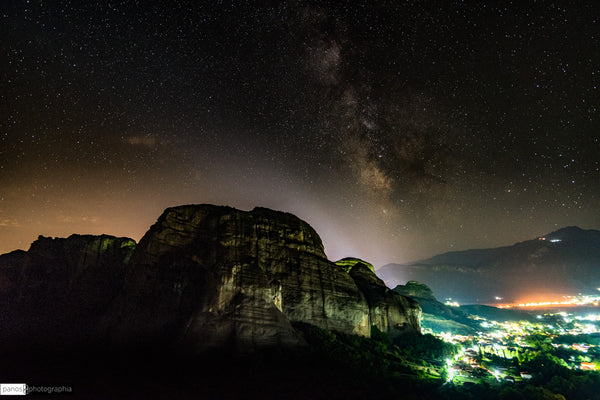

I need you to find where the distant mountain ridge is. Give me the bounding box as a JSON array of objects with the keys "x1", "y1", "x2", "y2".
[
  {"x1": 378, "y1": 226, "x2": 600, "y2": 304},
  {"x1": 391, "y1": 281, "x2": 536, "y2": 335}
]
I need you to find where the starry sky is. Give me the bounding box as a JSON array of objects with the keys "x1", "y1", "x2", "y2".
[{"x1": 1, "y1": 1, "x2": 599, "y2": 267}]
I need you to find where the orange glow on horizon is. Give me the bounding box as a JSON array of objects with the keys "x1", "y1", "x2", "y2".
[{"x1": 495, "y1": 295, "x2": 600, "y2": 309}]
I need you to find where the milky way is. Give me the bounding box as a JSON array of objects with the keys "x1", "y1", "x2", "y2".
[{"x1": 1, "y1": 1, "x2": 599, "y2": 266}]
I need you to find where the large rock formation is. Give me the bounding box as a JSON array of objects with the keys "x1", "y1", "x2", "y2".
[
  {"x1": 336, "y1": 258, "x2": 421, "y2": 338},
  {"x1": 1, "y1": 204, "x2": 421, "y2": 355},
  {"x1": 106, "y1": 205, "x2": 376, "y2": 352},
  {"x1": 0, "y1": 234, "x2": 136, "y2": 350}
]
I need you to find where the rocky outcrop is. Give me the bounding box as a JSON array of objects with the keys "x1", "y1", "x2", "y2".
[
  {"x1": 393, "y1": 281, "x2": 438, "y2": 302},
  {"x1": 0, "y1": 235, "x2": 136, "y2": 350},
  {"x1": 336, "y1": 258, "x2": 421, "y2": 338},
  {"x1": 1, "y1": 204, "x2": 421, "y2": 355},
  {"x1": 336, "y1": 257, "x2": 376, "y2": 273},
  {"x1": 105, "y1": 205, "x2": 373, "y2": 352},
  {"x1": 393, "y1": 281, "x2": 477, "y2": 335}
]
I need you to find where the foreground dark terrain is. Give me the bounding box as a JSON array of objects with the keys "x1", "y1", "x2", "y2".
[{"x1": 4, "y1": 323, "x2": 600, "y2": 399}]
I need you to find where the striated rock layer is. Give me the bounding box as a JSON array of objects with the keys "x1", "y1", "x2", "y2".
[
  {"x1": 1, "y1": 204, "x2": 421, "y2": 354},
  {"x1": 106, "y1": 205, "x2": 375, "y2": 352},
  {"x1": 337, "y1": 258, "x2": 421, "y2": 338}
]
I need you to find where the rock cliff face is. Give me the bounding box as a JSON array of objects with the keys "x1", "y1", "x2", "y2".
[
  {"x1": 106, "y1": 205, "x2": 375, "y2": 352},
  {"x1": 336, "y1": 258, "x2": 421, "y2": 338},
  {"x1": 1, "y1": 204, "x2": 420, "y2": 354},
  {"x1": 0, "y1": 235, "x2": 136, "y2": 350}
]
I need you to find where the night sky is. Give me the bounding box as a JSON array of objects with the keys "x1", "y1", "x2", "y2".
[{"x1": 2, "y1": 1, "x2": 599, "y2": 267}]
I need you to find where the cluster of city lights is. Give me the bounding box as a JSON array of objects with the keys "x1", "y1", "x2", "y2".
[{"x1": 429, "y1": 308, "x2": 600, "y2": 382}]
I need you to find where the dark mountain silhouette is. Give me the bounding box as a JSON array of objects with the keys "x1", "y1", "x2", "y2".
[
  {"x1": 459, "y1": 304, "x2": 535, "y2": 323},
  {"x1": 378, "y1": 226, "x2": 600, "y2": 304}
]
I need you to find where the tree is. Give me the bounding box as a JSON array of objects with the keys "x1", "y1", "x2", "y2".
[{"x1": 440, "y1": 367, "x2": 449, "y2": 382}]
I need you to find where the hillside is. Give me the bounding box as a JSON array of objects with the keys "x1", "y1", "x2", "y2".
[{"x1": 378, "y1": 226, "x2": 600, "y2": 304}]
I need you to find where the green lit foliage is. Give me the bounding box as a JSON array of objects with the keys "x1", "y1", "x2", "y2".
[
  {"x1": 525, "y1": 333, "x2": 552, "y2": 352},
  {"x1": 334, "y1": 257, "x2": 376, "y2": 273},
  {"x1": 394, "y1": 332, "x2": 459, "y2": 361},
  {"x1": 293, "y1": 322, "x2": 406, "y2": 379},
  {"x1": 290, "y1": 322, "x2": 447, "y2": 399},
  {"x1": 289, "y1": 323, "x2": 600, "y2": 400},
  {"x1": 518, "y1": 353, "x2": 600, "y2": 400},
  {"x1": 551, "y1": 345, "x2": 583, "y2": 367},
  {"x1": 439, "y1": 366, "x2": 449, "y2": 381},
  {"x1": 480, "y1": 352, "x2": 516, "y2": 370},
  {"x1": 370, "y1": 325, "x2": 391, "y2": 346}
]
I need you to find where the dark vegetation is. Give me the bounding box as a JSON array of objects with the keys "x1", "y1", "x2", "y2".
[
  {"x1": 554, "y1": 333, "x2": 600, "y2": 346},
  {"x1": 3, "y1": 324, "x2": 600, "y2": 399},
  {"x1": 459, "y1": 304, "x2": 536, "y2": 323},
  {"x1": 392, "y1": 282, "x2": 479, "y2": 334},
  {"x1": 293, "y1": 324, "x2": 600, "y2": 400}
]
